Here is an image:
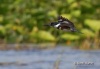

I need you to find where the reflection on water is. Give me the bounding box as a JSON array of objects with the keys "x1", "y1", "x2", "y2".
[{"x1": 0, "y1": 46, "x2": 100, "y2": 69}]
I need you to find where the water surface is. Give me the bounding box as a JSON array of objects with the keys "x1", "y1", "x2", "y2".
[{"x1": 0, "y1": 46, "x2": 100, "y2": 69}]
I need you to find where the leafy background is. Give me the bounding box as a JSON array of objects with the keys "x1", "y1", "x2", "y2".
[{"x1": 0, "y1": 0, "x2": 100, "y2": 49}]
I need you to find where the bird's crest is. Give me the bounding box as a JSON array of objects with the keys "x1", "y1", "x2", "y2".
[{"x1": 58, "y1": 16, "x2": 69, "y2": 22}]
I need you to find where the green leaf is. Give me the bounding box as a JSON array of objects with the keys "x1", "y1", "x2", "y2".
[
  {"x1": 61, "y1": 14, "x2": 71, "y2": 19},
  {"x1": 70, "y1": 2, "x2": 78, "y2": 9},
  {"x1": 71, "y1": 10, "x2": 81, "y2": 17},
  {"x1": 60, "y1": 33, "x2": 80, "y2": 40},
  {"x1": 0, "y1": 15, "x2": 4, "y2": 22},
  {"x1": 85, "y1": 19, "x2": 100, "y2": 31},
  {"x1": 0, "y1": 25, "x2": 6, "y2": 35},
  {"x1": 48, "y1": 10, "x2": 57, "y2": 17},
  {"x1": 38, "y1": 31, "x2": 55, "y2": 41},
  {"x1": 81, "y1": 29, "x2": 95, "y2": 37},
  {"x1": 66, "y1": 0, "x2": 75, "y2": 4}
]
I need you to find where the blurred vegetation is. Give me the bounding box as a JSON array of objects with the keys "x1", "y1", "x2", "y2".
[{"x1": 0, "y1": 0, "x2": 100, "y2": 49}]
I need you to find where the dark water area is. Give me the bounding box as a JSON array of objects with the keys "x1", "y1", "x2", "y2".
[{"x1": 0, "y1": 46, "x2": 100, "y2": 69}]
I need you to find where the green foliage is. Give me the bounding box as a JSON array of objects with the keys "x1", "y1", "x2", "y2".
[
  {"x1": 60, "y1": 33, "x2": 80, "y2": 40},
  {"x1": 85, "y1": 19, "x2": 100, "y2": 31},
  {"x1": 81, "y1": 29, "x2": 95, "y2": 37},
  {"x1": 37, "y1": 30, "x2": 55, "y2": 41},
  {"x1": 30, "y1": 30, "x2": 55, "y2": 42},
  {"x1": 0, "y1": 0, "x2": 100, "y2": 44}
]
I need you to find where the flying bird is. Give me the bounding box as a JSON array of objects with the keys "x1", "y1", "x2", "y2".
[
  {"x1": 57, "y1": 16, "x2": 77, "y2": 32},
  {"x1": 44, "y1": 16, "x2": 83, "y2": 33}
]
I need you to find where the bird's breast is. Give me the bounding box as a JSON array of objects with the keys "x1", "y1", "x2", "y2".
[{"x1": 54, "y1": 23, "x2": 60, "y2": 28}]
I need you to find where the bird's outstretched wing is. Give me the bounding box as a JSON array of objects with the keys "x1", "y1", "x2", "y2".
[
  {"x1": 58, "y1": 16, "x2": 75, "y2": 28},
  {"x1": 58, "y1": 23, "x2": 70, "y2": 30},
  {"x1": 58, "y1": 16, "x2": 67, "y2": 22},
  {"x1": 58, "y1": 16, "x2": 83, "y2": 34}
]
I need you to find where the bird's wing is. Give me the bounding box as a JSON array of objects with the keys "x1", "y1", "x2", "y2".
[
  {"x1": 59, "y1": 22, "x2": 69, "y2": 26},
  {"x1": 58, "y1": 16, "x2": 75, "y2": 28},
  {"x1": 63, "y1": 21, "x2": 75, "y2": 28},
  {"x1": 58, "y1": 22, "x2": 70, "y2": 29},
  {"x1": 58, "y1": 16, "x2": 70, "y2": 22}
]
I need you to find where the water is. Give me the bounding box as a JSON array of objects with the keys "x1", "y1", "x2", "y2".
[{"x1": 0, "y1": 46, "x2": 100, "y2": 69}]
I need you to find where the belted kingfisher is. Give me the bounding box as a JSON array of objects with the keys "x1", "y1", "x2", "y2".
[{"x1": 44, "y1": 16, "x2": 82, "y2": 33}]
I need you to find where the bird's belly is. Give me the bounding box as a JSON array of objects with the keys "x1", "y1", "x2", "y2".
[
  {"x1": 61, "y1": 26, "x2": 70, "y2": 30},
  {"x1": 62, "y1": 29, "x2": 71, "y2": 32},
  {"x1": 57, "y1": 26, "x2": 71, "y2": 32}
]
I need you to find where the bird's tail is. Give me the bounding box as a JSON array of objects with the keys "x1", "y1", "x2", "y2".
[
  {"x1": 71, "y1": 28, "x2": 83, "y2": 34},
  {"x1": 75, "y1": 30, "x2": 83, "y2": 34}
]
